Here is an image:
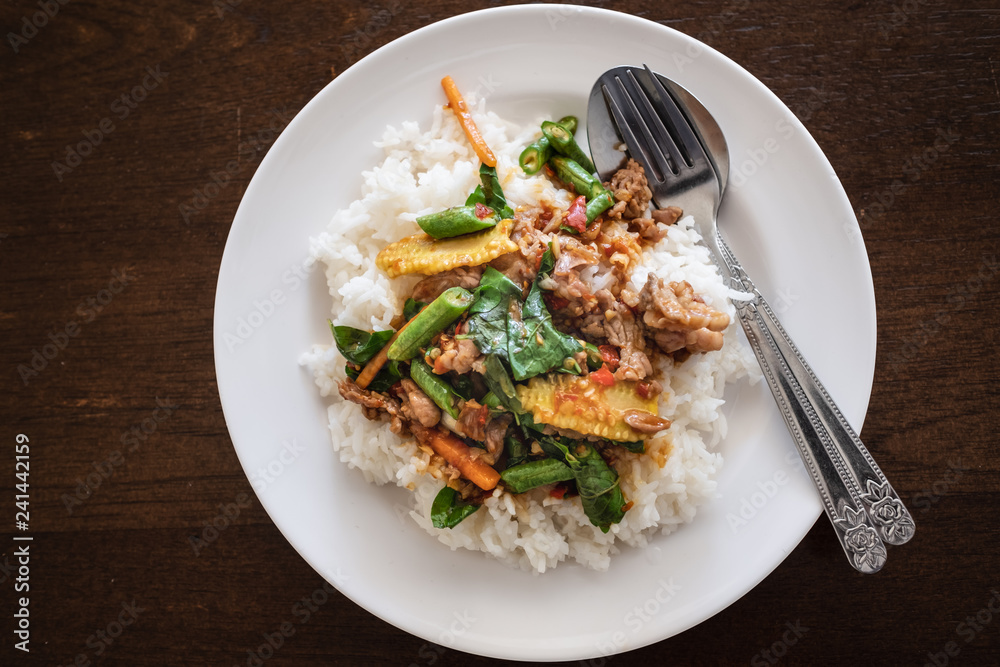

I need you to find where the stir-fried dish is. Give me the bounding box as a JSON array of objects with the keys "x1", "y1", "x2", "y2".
[{"x1": 330, "y1": 77, "x2": 730, "y2": 533}]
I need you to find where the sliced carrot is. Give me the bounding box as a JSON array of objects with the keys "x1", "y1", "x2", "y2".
[
  {"x1": 441, "y1": 75, "x2": 497, "y2": 167},
  {"x1": 415, "y1": 424, "x2": 500, "y2": 491},
  {"x1": 354, "y1": 329, "x2": 400, "y2": 390}
]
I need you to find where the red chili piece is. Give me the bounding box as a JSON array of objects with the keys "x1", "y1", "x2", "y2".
[
  {"x1": 636, "y1": 381, "x2": 653, "y2": 400},
  {"x1": 598, "y1": 344, "x2": 620, "y2": 371},
  {"x1": 590, "y1": 364, "x2": 615, "y2": 386},
  {"x1": 565, "y1": 195, "x2": 587, "y2": 233},
  {"x1": 474, "y1": 202, "x2": 492, "y2": 220}
]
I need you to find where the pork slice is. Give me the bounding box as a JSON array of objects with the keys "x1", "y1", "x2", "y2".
[
  {"x1": 399, "y1": 378, "x2": 441, "y2": 428},
  {"x1": 411, "y1": 266, "x2": 483, "y2": 303}
]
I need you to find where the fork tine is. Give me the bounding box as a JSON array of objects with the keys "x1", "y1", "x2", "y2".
[
  {"x1": 638, "y1": 65, "x2": 710, "y2": 169},
  {"x1": 601, "y1": 84, "x2": 664, "y2": 183},
  {"x1": 611, "y1": 74, "x2": 674, "y2": 182},
  {"x1": 624, "y1": 69, "x2": 685, "y2": 176}
]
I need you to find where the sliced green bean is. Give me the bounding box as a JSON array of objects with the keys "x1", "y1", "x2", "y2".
[
  {"x1": 417, "y1": 205, "x2": 497, "y2": 239},
  {"x1": 519, "y1": 140, "x2": 552, "y2": 175},
  {"x1": 500, "y1": 458, "x2": 575, "y2": 493},
  {"x1": 520, "y1": 117, "x2": 577, "y2": 175},
  {"x1": 549, "y1": 156, "x2": 606, "y2": 200},
  {"x1": 387, "y1": 287, "x2": 473, "y2": 361},
  {"x1": 556, "y1": 115, "x2": 578, "y2": 134},
  {"x1": 542, "y1": 121, "x2": 596, "y2": 174},
  {"x1": 409, "y1": 358, "x2": 461, "y2": 419},
  {"x1": 586, "y1": 191, "x2": 615, "y2": 223}
]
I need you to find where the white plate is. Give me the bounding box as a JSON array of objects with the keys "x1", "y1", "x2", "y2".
[{"x1": 214, "y1": 5, "x2": 875, "y2": 661}]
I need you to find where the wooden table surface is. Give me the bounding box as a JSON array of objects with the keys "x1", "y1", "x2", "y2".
[{"x1": 2, "y1": 1, "x2": 998, "y2": 665}]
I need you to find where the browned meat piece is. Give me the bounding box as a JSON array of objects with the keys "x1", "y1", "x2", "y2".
[
  {"x1": 539, "y1": 236, "x2": 601, "y2": 314},
  {"x1": 489, "y1": 251, "x2": 536, "y2": 289},
  {"x1": 411, "y1": 266, "x2": 483, "y2": 303},
  {"x1": 456, "y1": 399, "x2": 489, "y2": 441},
  {"x1": 605, "y1": 159, "x2": 652, "y2": 220},
  {"x1": 338, "y1": 378, "x2": 406, "y2": 434},
  {"x1": 639, "y1": 276, "x2": 730, "y2": 354},
  {"x1": 432, "y1": 335, "x2": 481, "y2": 375},
  {"x1": 486, "y1": 212, "x2": 548, "y2": 290},
  {"x1": 398, "y1": 378, "x2": 440, "y2": 428},
  {"x1": 511, "y1": 211, "x2": 548, "y2": 262},
  {"x1": 628, "y1": 217, "x2": 665, "y2": 243},
  {"x1": 651, "y1": 328, "x2": 725, "y2": 354},
  {"x1": 623, "y1": 409, "x2": 671, "y2": 435},
  {"x1": 553, "y1": 235, "x2": 600, "y2": 275},
  {"x1": 652, "y1": 206, "x2": 683, "y2": 226},
  {"x1": 640, "y1": 276, "x2": 730, "y2": 332},
  {"x1": 483, "y1": 413, "x2": 513, "y2": 457},
  {"x1": 594, "y1": 221, "x2": 643, "y2": 278},
  {"x1": 596, "y1": 289, "x2": 653, "y2": 381}
]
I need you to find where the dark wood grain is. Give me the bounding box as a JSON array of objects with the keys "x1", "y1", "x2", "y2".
[{"x1": 2, "y1": 0, "x2": 998, "y2": 665}]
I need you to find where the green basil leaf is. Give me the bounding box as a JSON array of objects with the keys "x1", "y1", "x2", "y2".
[
  {"x1": 538, "y1": 247, "x2": 556, "y2": 276},
  {"x1": 331, "y1": 324, "x2": 394, "y2": 365},
  {"x1": 507, "y1": 281, "x2": 583, "y2": 381},
  {"x1": 503, "y1": 431, "x2": 529, "y2": 470},
  {"x1": 465, "y1": 268, "x2": 520, "y2": 359},
  {"x1": 430, "y1": 486, "x2": 480, "y2": 529},
  {"x1": 466, "y1": 262, "x2": 582, "y2": 383},
  {"x1": 538, "y1": 436, "x2": 626, "y2": 532},
  {"x1": 345, "y1": 360, "x2": 402, "y2": 393},
  {"x1": 479, "y1": 164, "x2": 515, "y2": 219},
  {"x1": 500, "y1": 458, "x2": 574, "y2": 493},
  {"x1": 403, "y1": 298, "x2": 427, "y2": 322},
  {"x1": 617, "y1": 440, "x2": 646, "y2": 454},
  {"x1": 465, "y1": 185, "x2": 485, "y2": 207},
  {"x1": 481, "y1": 355, "x2": 522, "y2": 413}
]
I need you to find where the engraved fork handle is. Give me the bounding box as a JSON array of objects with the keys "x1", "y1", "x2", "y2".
[{"x1": 711, "y1": 231, "x2": 915, "y2": 573}]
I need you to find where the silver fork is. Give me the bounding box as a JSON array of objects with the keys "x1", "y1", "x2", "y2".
[{"x1": 590, "y1": 65, "x2": 915, "y2": 573}]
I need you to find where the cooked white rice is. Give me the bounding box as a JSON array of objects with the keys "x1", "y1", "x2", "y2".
[{"x1": 300, "y1": 94, "x2": 756, "y2": 573}]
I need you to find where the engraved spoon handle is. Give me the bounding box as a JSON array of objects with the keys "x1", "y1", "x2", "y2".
[{"x1": 715, "y1": 233, "x2": 915, "y2": 548}]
